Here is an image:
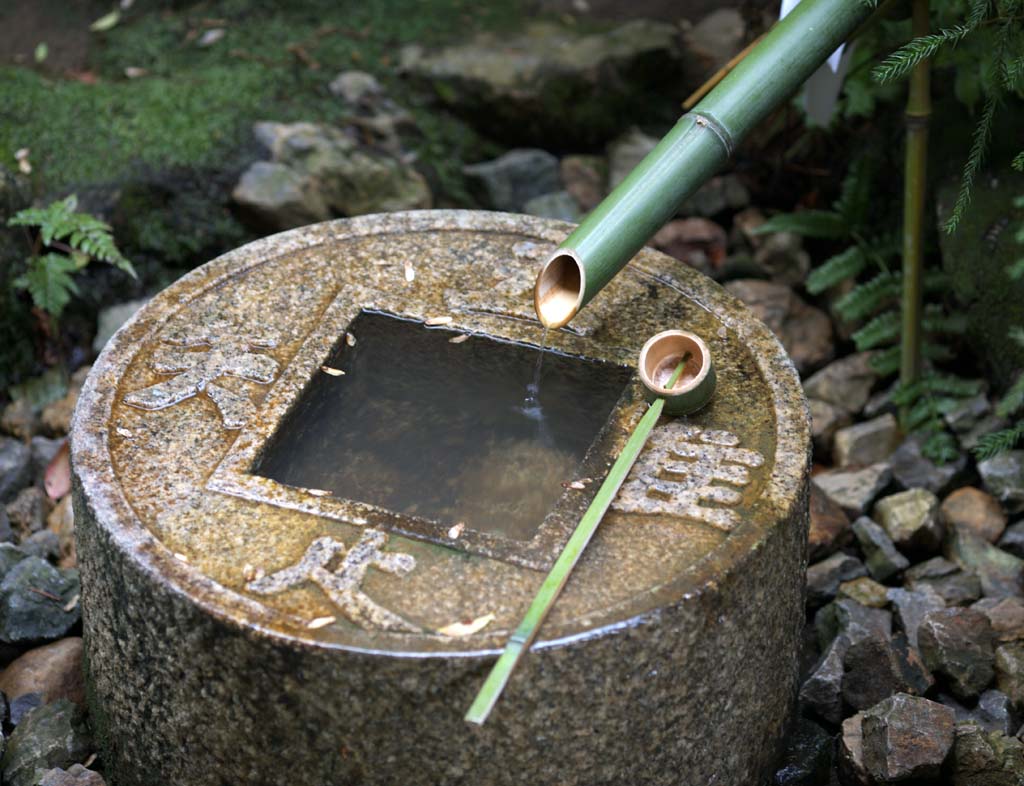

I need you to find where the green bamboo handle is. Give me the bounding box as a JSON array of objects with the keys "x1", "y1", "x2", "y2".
[
  {"x1": 536, "y1": 0, "x2": 874, "y2": 327},
  {"x1": 465, "y1": 362, "x2": 686, "y2": 724}
]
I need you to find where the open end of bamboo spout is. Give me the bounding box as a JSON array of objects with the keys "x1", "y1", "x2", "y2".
[{"x1": 534, "y1": 251, "x2": 585, "y2": 329}]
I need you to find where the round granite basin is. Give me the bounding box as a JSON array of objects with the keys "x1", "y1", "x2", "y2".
[{"x1": 71, "y1": 210, "x2": 810, "y2": 786}]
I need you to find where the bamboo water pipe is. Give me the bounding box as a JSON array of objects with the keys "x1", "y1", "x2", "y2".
[{"x1": 533, "y1": 0, "x2": 875, "y2": 328}]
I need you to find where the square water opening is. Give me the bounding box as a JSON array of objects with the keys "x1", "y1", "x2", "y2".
[{"x1": 253, "y1": 310, "x2": 632, "y2": 543}]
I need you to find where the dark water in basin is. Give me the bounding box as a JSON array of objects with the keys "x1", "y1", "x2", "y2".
[{"x1": 253, "y1": 311, "x2": 632, "y2": 541}]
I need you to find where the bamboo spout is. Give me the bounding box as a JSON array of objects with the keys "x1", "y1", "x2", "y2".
[{"x1": 534, "y1": 0, "x2": 874, "y2": 328}]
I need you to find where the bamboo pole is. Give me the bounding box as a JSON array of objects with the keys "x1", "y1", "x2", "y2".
[
  {"x1": 534, "y1": 0, "x2": 875, "y2": 329},
  {"x1": 900, "y1": 0, "x2": 930, "y2": 415}
]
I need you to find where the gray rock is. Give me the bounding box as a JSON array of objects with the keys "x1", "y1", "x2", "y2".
[
  {"x1": 833, "y1": 414, "x2": 901, "y2": 468},
  {"x1": 328, "y1": 70, "x2": 383, "y2": 105},
  {"x1": 948, "y1": 722, "x2": 1024, "y2": 786},
  {"x1": 234, "y1": 122, "x2": 431, "y2": 231},
  {"x1": 862, "y1": 382, "x2": 897, "y2": 420},
  {"x1": 0, "y1": 559, "x2": 80, "y2": 644},
  {"x1": 8, "y1": 693, "x2": 42, "y2": 727},
  {"x1": 809, "y1": 399, "x2": 852, "y2": 459},
  {"x1": 399, "y1": 20, "x2": 691, "y2": 148},
  {"x1": 946, "y1": 526, "x2": 1024, "y2": 598},
  {"x1": 975, "y1": 690, "x2": 1021, "y2": 736},
  {"x1": 687, "y1": 8, "x2": 746, "y2": 72},
  {"x1": 890, "y1": 435, "x2": 969, "y2": 496},
  {"x1": 0, "y1": 511, "x2": 12, "y2": 544},
  {"x1": 815, "y1": 463, "x2": 893, "y2": 519},
  {"x1": 998, "y1": 522, "x2": 1024, "y2": 559},
  {"x1": 839, "y1": 713, "x2": 870, "y2": 786},
  {"x1": 38, "y1": 764, "x2": 107, "y2": 785},
  {"x1": 961, "y1": 413, "x2": 1010, "y2": 452},
  {"x1": 27, "y1": 439, "x2": 61, "y2": 489},
  {"x1": 807, "y1": 552, "x2": 867, "y2": 607},
  {"x1": 19, "y1": 533, "x2": 60, "y2": 563},
  {"x1": 0, "y1": 440, "x2": 31, "y2": 506},
  {"x1": 677, "y1": 174, "x2": 749, "y2": 217},
  {"x1": 944, "y1": 393, "x2": 992, "y2": 437},
  {"x1": 0, "y1": 699, "x2": 91, "y2": 786},
  {"x1": 843, "y1": 632, "x2": 933, "y2": 711},
  {"x1": 607, "y1": 128, "x2": 657, "y2": 190},
  {"x1": 650, "y1": 217, "x2": 727, "y2": 278},
  {"x1": 852, "y1": 516, "x2": 909, "y2": 582},
  {"x1": 973, "y1": 596, "x2": 1024, "y2": 644},
  {"x1": 816, "y1": 598, "x2": 892, "y2": 651},
  {"x1": 722, "y1": 280, "x2": 833, "y2": 375},
  {"x1": 91, "y1": 298, "x2": 149, "y2": 354},
  {"x1": 906, "y1": 556, "x2": 982, "y2": 606},
  {"x1": 994, "y1": 642, "x2": 1024, "y2": 707},
  {"x1": 874, "y1": 488, "x2": 943, "y2": 553},
  {"x1": 5, "y1": 489, "x2": 50, "y2": 541},
  {"x1": 522, "y1": 191, "x2": 581, "y2": 222},
  {"x1": 979, "y1": 451, "x2": 1024, "y2": 515},
  {"x1": 772, "y1": 717, "x2": 832, "y2": 786},
  {"x1": 559, "y1": 155, "x2": 606, "y2": 212},
  {"x1": 803, "y1": 353, "x2": 878, "y2": 415},
  {"x1": 861, "y1": 694, "x2": 955, "y2": 782},
  {"x1": 751, "y1": 231, "x2": 810, "y2": 286},
  {"x1": 918, "y1": 608, "x2": 996, "y2": 699},
  {"x1": 888, "y1": 586, "x2": 946, "y2": 651},
  {"x1": 800, "y1": 634, "x2": 848, "y2": 725},
  {"x1": 464, "y1": 149, "x2": 559, "y2": 212},
  {"x1": 838, "y1": 576, "x2": 889, "y2": 608}
]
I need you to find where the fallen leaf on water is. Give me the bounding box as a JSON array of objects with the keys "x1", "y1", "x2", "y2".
[
  {"x1": 44, "y1": 440, "x2": 70, "y2": 501},
  {"x1": 306, "y1": 488, "x2": 332, "y2": 497},
  {"x1": 438, "y1": 613, "x2": 496, "y2": 637},
  {"x1": 449, "y1": 334, "x2": 470, "y2": 344},
  {"x1": 345, "y1": 333, "x2": 357, "y2": 347},
  {"x1": 425, "y1": 316, "x2": 452, "y2": 326},
  {"x1": 320, "y1": 365, "x2": 345, "y2": 376},
  {"x1": 89, "y1": 10, "x2": 121, "y2": 32},
  {"x1": 568, "y1": 480, "x2": 586, "y2": 490},
  {"x1": 404, "y1": 261, "x2": 415, "y2": 282},
  {"x1": 124, "y1": 66, "x2": 147, "y2": 79},
  {"x1": 447, "y1": 522, "x2": 465, "y2": 539},
  {"x1": 308, "y1": 616, "x2": 336, "y2": 629}
]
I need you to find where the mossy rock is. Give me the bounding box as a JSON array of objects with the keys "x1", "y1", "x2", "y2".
[{"x1": 938, "y1": 171, "x2": 1024, "y2": 388}]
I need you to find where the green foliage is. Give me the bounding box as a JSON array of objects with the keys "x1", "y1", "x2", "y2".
[
  {"x1": 754, "y1": 210, "x2": 848, "y2": 239},
  {"x1": 974, "y1": 421, "x2": 1024, "y2": 460},
  {"x1": 7, "y1": 195, "x2": 135, "y2": 319},
  {"x1": 864, "y1": 1, "x2": 1024, "y2": 233}
]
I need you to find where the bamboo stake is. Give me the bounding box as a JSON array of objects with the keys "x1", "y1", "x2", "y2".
[
  {"x1": 900, "y1": 0, "x2": 930, "y2": 417},
  {"x1": 465, "y1": 360, "x2": 689, "y2": 725}
]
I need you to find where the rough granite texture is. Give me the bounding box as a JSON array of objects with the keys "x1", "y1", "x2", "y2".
[{"x1": 71, "y1": 211, "x2": 810, "y2": 785}]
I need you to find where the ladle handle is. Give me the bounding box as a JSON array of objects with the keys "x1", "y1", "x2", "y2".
[{"x1": 465, "y1": 363, "x2": 685, "y2": 724}]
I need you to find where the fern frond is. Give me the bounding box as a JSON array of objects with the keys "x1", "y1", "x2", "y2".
[
  {"x1": 12, "y1": 253, "x2": 80, "y2": 318},
  {"x1": 869, "y1": 341, "x2": 953, "y2": 377},
  {"x1": 833, "y1": 157, "x2": 874, "y2": 229},
  {"x1": 922, "y1": 307, "x2": 967, "y2": 335},
  {"x1": 892, "y1": 373, "x2": 984, "y2": 406},
  {"x1": 997, "y1": 371, "x2": 1024, "y2": 418},
  {"x1": 973, "y1": 420, "x2": 1024, "y2": 460},
  {"x1": 752, "y1": 210, "x2": 848, "y2": 239},
  {"x1": 1013, "y1": 151, "x2": 1024, "y2": 171},
  {"x1": 806, "y1": 246, "x2": 867, "y2": 295},
  {"x1": 872, "y1": 26, "x2": 972, "y2": 84},
  {"x1": 967, "y1": 0, "x2": 991, "y2": 28},
  {"x1": 1007, "y1": 258, "x2": 1024, "y2": 279},
  {"x1": 853, "y1": 309, "x2": 899, "y2": 351},
  {"x1": 835, "y1": 271, "x2": 900, "y2": 322},
  {"x1": 905, "y1": 395, "x2": 962, "y2": 431},
  {"x1": 922, "y1": 431, "x2": 961, "y2": 464}
]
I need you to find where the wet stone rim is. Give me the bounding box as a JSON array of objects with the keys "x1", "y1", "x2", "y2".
[{"x1": 71, "y1": 210, "x2": 810, "y2": 656}]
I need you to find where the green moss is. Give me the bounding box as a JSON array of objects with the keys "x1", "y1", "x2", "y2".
[{"x1": 0, "y1": 0, "x2": 521, "y2": 195}]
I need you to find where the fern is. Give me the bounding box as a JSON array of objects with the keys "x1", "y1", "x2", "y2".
[
  {"x1": 974, "y1": 421, "x2": 1024, "y2": 460},
  {"x1": 945, "y1": 92, "x2": 998, "y2": 233},
  {"x1": 753, "y1": 210, "x2": 848, "y2": 239},
  {"x1": 872, "y1": 26, "x2": 972, "y2": 84},
  {"x1": 1014, "y1": 151, "x2": 1024, "y2": 171},
  {"x1": 7, "y1": 194, "x2": 135, "y2": 319},
  {"x1": 806, "y1": 246, "x2": 867, "y2": 295},
  {"x1": 12, "y1": 254, "x2": 80, "y2": 318},
  {"x1": 869, "y1": 341, "x2": 954, "y2": 377},
  {"x1": 835, "y1": 271, "x2": 901, "y2": 322},
  {"x1": 853, "y1": 310, "x2": 900, "y2": 351},
  {"x1": 997, "y1": 372, "x2": 1024, "y2": 418}
]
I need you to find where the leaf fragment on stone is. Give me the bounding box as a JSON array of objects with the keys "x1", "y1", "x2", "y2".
[
  {"x1": 404, "y1": 261, "x2": 415, "y2": 282},
  {"x1": 447, "y1": 522, "x2": 465, "y2": 539},
  {"x1": 425, "y1": 316, "x2": 453, "y2": 326},
  {"x1": 320, "y1": 365, "x2": 345, "y2": 376},
  {"x1": 449, "y1": 334, "x2": 470, "y2": 344},
  {"x1": 115, "y1": 427, "x2": 133, "y2": 438},
  {"x1": 438, "y1": 613, "x2": 496, "y2": 637},
  {"x1": 308, "y1": 615, "x2": 336, "y2": 629},
  {"x1": 63, "y1": 594, "x2": 80, "y2": 612},
  {"x1": 174, "y1": 552, "x2": 189, "y2": 562},
  {"x1": 306, "y1": 488, "x2": 332, "y2": 497}
]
